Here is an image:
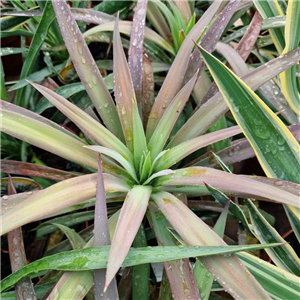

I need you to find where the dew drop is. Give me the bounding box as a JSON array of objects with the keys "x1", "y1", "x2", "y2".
[
  {"x1": 91, "y1": 76, "x2": 97, "y2": 85},
  {"x1": 253, "y1": 127, "x2": 270, "y2": 139},
  {"x1": 81, "y1": 57, "x2": 86, "y2": 64}
]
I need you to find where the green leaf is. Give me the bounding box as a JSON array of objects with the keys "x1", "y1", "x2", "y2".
[
  {"x1": 51, "y1": 223, "x2": 86, "y2": 250},
  {"x1": 146, "y1": 0, "x2": 172, "y2": 44},
  {"x1": 245, "y1": 199, "x2": 300, "y2": 276},
  {"x1": 0, "y1": 60, "x2": 8, "y2": 101},
  {"x1": 279, "y1": 0, "x2": 300, "y2": 115},
  {"x1": 283, "y1": 206, "x2": 300, "y2": 244},
  {"x1": 195, "y1": 202, "x2": 230, "y2": 300},
  {"x1": 132, "y1": 224, "x2": 150, "y2": 300},
  {"x1": 15, "y1": 0, "x2": 56, "y2": 107},
  {"x1": 85, "y1": 146, "x2": 137, "y2": 183},
  {"x1": 35, "y1": 212, "x2": 95, "y2": 239},
  {"x1": 238, "y1": 252, "x2": 300, "y2": 300},
  {"x1": 206, "y1": 184, "x2": 250, "y2": 231},
  {"x1": 253, "y1": 0, "x2": 285, "y2": 53},
  {"x1": 0, "y1": 15, "x2": 31, "y2": 31},
  {"x1": 155, "y1": 1, "x2": 180, "y2": 51},
  {"x1": 0, "y1": 47, "x2": 28, "y2": 56},
  {"x1": 197, "y1": 46, "x2": 300, "y2": 183},
  {"x1": 9, "y1": 62, "x2": 65, "y2": 92},
  {"x1": 1, "y1": 244, "x2": 282, "y2": 292},
  {"x1": 1, "y1": 283, "x2": 54, "y2": 300}
]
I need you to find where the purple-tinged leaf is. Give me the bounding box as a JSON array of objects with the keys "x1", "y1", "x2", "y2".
[
  {"x1": 170, "y1": 48, "x2": 300, "y2": 145},
  {"x1": 1, "y1": 160, "x2": 76, "y2": 181},
  {"x1": 94, "y1": 155, "x2": 119, "y2": 299},
  {"x1": 147, "y1": 202, "x2": 200, "y2": 300},
  {"x1": 3, "y1": 8, "x2": 115, "y2": 24},
  {"x1": 113, "y1": 17, "x2": 148, "y2": 169},
  {"x1": 258, "y1": 81, "x2": 298, "y2": 125},
  {"x1": 155, "y1": 167, "x2": 300, "y2": 207},
  {"x1": 141, "y1": 52, "x2": 154, "y2": 128},
  {"x1": 7, "y1": 176, "x2": 37, "y2": 300},
  {"x1": 117, "y1": 267, "x2": 132, "y2": 299},
  {"x1": 215, "y1": 43, "x2": 248, "y2": 77},
  {"x1": 152, "y1": 191, "x2": 271, "y2": 300},
  {"x1": 236, "y1": 11, "x2": 263, "y2": 60},
  {"x1": 113, "y1": 17, "x2": 135, "y2": 152},
  {"x1": 184, "y1": 0, "x2": 241, "y2": 84},
  {"x1": 51, "y1": 0, "x2": 123, "y2": 140},
  {"x1": 1, "y1": 173, "x2": 130, "y2": 235},
  {"x1": 1, "y1": 101, "x2": 97, "y2": 169},
  {"x1": 71, "y1": 8, "x2": 115, "y2": 24},
  {"x1": 148, "y1": 72, "x2": 198, "y2": 157},
  {"x1": 105, "y1": 186, "x2": 152, "y2": 291},
  {"x1": 146, "y1": 0, "x2": 223, "y2": 138},
  {"x1": 29, "y1": 81, "x2": 133, "y2": 164},
  {"x1": 156, "y1": 126, "x2": 241, "y2": 171},
  {"x1": 173, "y1": 0, "x2": 192, "y2": 25},
  {"x1": 128, "y1": 0, "x2": 148, "y2": 105},
  {"x1": 83, "y1": 20, "x2": 175, "y2": 55}
]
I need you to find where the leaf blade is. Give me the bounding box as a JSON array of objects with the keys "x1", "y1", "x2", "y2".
[{"x1": 197, "y1": 46, "x2": 300, "y2": 183}]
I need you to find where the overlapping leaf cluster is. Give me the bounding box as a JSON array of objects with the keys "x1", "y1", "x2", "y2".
[{"x1": 1, "y1": 1, "x2": 299, "y2": 299}]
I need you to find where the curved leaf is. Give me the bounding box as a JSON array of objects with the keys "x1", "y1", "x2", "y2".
[
  {"x1": 197, "y1": 46, "x2": 300, "y2": 183},
  {"x1": 170, "y1": 48, "x2": 300, "y2": 146},
  {"x1": 0, "y1": 173, "x2": 130, "y2": 235},
  {"x1": 52, "y1": 0, "x2": 123, "y2": 139},
  {"x1": 155, "y1": 167, "x2": 300, "y2": 208},
  {"x1": 29, "y1": 81, "x2": 133, "y2": 164},
  {"x1": 1, "y1": 244, "x2": 281, "y2": 293},
  {"x1": 279, "y1": 1, "x2": 300, "y2": 115},
  {"x1": 152, "y1": 191, "x2": 272, "y2": 300},
  {"x1": 105, "y1": 185, "x2": 152, "y2": 290}
]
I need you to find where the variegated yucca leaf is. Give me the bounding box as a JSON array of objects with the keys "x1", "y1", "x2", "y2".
[{"x1": 197, "y1": 46, "x2": 300, "y2": 183}]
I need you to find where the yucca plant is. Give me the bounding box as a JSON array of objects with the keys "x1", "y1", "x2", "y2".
[{"x1": 1, "y1": 0, "x2": 300, "y2": 299}]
